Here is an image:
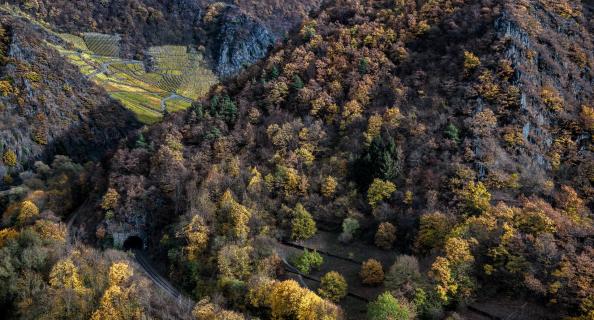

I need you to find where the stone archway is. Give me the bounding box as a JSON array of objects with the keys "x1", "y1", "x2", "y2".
[{"x1": 123, "y1": 235, "x2": 143, "y2": 250}]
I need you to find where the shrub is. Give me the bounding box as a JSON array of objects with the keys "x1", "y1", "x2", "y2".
[
  {"x1": 291, "y1": 249, "x2": 323, "y2": 274},
  {"x1": 2, "y1": 150, "x2": 17, "y2": 167},
  {"x1": 291, "y1": 203, "x2": 317, "y2": 241},
  {"x1": 318, "y1": 271, "x2": 348, "y2": 302},
  {"x1": 367, "y1": 292, "x2": 412, "y2": 320},
  {"x1": 375, "y1": 222, "x2": 396, "y2": 249},
  {"x1": 360, "y1": 259, "x2": 384, "y2": 285},
  {"x1": 367, "y1": 179, "x2": 396, "y2": 208}
]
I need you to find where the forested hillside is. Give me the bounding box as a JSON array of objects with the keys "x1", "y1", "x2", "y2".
[
  {"x1": 1, "y1": 0, "x2": 593, "y2": 319},
  {"x1": 6, "y1": 0, "x2": 322, "y2": 76}
]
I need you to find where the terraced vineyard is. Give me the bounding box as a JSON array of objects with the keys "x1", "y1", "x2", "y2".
[
  {"x1": 52, "y1": 35, "x2": 218, "y2": 124},
  {"x1": 83, "y1": 33, "x2": 121, "y2": 57}
]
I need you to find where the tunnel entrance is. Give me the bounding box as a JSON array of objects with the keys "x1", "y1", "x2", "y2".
[{"x1": 123, "y1": 236, "x2": 143, "y2": 250}]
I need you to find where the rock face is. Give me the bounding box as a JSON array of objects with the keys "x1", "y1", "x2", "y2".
[
  {"x1": 209, "y1": 6, "x2": 275, "y2": 77},
  {"x1": 0, "y1": 16, "x2": 140, "y2": 188}
]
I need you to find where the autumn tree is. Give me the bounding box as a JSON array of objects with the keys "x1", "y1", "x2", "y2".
[
  {"x1": 291, "y1": 203, "x2": 317, "y2": 241},
  {"x1": 217, "y1": 244, "x2": 253, "y2": 280},
  {"x1": 101, "y1": 188, "x2": 119, "y2": 211},
  {"x1": 91, "y1": 261, "x2": 141, "y2": 320},
  {"x1": 367, "y1": 179, "x2": 396, "y2": 208},
  {"x1": 192, "y1": 298, "x2": 245, "y2": 320},
  {"x1": 18, "y1": 200, "x2": 39, "y2": 225},
  {"x1": 2, "y1": 149, "x2": 17, "y2": 167},
  {"x1": 375, "y1": 222, "x2": 397, "y2": 249},
  {"x1": 49, "y1": 258, "x2": 85, "y2": 293},
  {"x1": 416, "y1": 212, "x2": 450, "y2": 253},
  {"x1": 219, "y1": 190, "x2": 252, "y2": 240},
  {"x1": 463, "y1": 51, "x2": 481, "y2": 73},
  {"x1": 321, "y1": 176, "x2": 338, "y2": 198},
  {"x1": 183, "y1": 215, "x2": 210, "y2": 261},
  {"x1": 360, "y1": 259, "x2": 384, "y2": 286},
  {"x1": 249, "y1": 278, "x2": 341, "y2": 320},
  {"x1": 430, "y1": 237, "x2": 475, "y2": 303},
  {"x1": 460, "y1": 181, "x2": 491, "y2": 215},
  {"x1": 318, "y1": 271, "x2": 348, "y2": 302}
]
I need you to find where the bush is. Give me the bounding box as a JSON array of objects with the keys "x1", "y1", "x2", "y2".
[
  {"x1": 291, "y1": 203, "x2": 317, "y2": 241},
  {"x1": 367, "y1": 292, "x2": 413, "y2": 320},
  {"x1": 375, "y1": 222, "x2": 396, "y2": 249},
  {"x1": 360, "y1": 259, "x2": 384, "y2": 285},
  {"x1": 318, "y1": 271, "x2": 348, "y2": 302},
  {"x1": 291, "y1": 249, "x2": 323, "y2": 274}
]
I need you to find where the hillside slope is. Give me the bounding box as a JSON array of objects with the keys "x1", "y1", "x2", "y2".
[
  {"x1": 5, "y1": 0, "x2": 323, "y2": 76},
  {"x1": 0, "y1": 14, "x2": 139, "y2": 188},
  {"x1": 98, "y1": 0, "x2": 593, "y2": 318}
]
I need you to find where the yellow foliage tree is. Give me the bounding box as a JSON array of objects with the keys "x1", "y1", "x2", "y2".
[
  {"x1": 49, "y1": 258, "x2": 86, "y2": 293},
  {"x1": 217, "y1": 244, "x2": 253, "y2": 280},
  {"x1": 463, "y1": 51, "x2": 481, "y2": 72},
  {"x1": 367, "y1": 179, "x2": 396, "y2": 208},
  {"x1": 91, "y1": 284, "x2": 143, "y2": 320},
  {"x1": 183, "y1": 215, "x2": 210, "y2": 261},
  {"x1": 2, "y1": 149, "x2": 17, "y2": 167},
  {"x1": 109, "y1": 262, "x2": 133, "y2": 286},
  {"x1": 0, "y1": 227, "x2": 18, "y2": 247},
  {"x1": 262, "y1": 279, "x2": 342, "y2": 320},
  {"x1": 364, "y1": 114, "x2": 383, "y2": 144},
  {"x1": 318, "y1": 271, "x2": 348, "y2": 302},
  {"x1": 18, "y1": 200, "x2": 39, "y2": 224},
  {"x1": 34, "y1": 220, "x2": 66, "y2": 242},
  {"x1": 321, "y1": 176, "x2": 338, "y2": 198},
  {"x1": 192, "y1": 298, "x2": 245, "y2": 320},
  {"x1": 291, "y1": 203, "x2": 317, "y2": 241},
  {"x1": 219, "y1": 190, "x2": 252, "y2": 240},
  {"x1": 101, "y1": 188, "x2": 120, "y2": 211}
]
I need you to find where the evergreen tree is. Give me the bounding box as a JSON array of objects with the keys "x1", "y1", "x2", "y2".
[{"x1": 353, "y1": 134, "x2": 400, "y2": 190}]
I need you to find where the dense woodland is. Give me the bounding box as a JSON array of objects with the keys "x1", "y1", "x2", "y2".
[{"x1": 1, "y1": 0, "x2": 593, "y2": 319}]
